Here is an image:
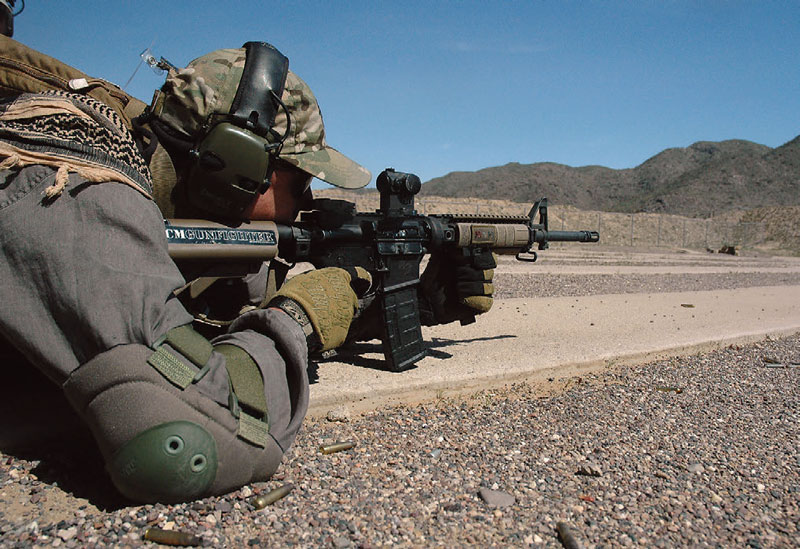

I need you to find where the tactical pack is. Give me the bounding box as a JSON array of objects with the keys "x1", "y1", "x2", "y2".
[{"x1": 0, "y1": 34, "x2": 146, "y2": 128}]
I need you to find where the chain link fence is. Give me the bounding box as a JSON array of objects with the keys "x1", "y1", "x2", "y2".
[{"x1": 547, "y1": 210, "x2": 767, "y2": 250}]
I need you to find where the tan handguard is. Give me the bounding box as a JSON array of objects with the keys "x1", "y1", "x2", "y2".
[{"x1": 454, "y1": 222, "x2": 530, "y2": 254}]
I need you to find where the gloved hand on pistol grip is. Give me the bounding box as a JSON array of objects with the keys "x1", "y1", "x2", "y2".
[
  {"x1": 419, "y1": 248, "x2": 496, "y2": 326},
  {"x1": 268, "y1": 267, "x2": 372, "y2": 352}
]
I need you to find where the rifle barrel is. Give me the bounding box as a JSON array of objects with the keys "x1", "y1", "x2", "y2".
[{"x1": 544, "y1": 230, "x2": 600, "y2": 243}]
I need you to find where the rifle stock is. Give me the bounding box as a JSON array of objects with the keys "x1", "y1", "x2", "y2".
[{"x1": 166, "y1": 168, "x2": 599, "y2": 371}]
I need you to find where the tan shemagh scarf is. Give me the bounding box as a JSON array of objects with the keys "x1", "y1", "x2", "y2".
[{"x1": 0, "y1": 91, "x2": 153, "y2": 199}]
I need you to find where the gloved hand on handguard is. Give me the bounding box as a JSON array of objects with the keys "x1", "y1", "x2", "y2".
[{"x1": 418, "y1": 248, "x2": 496, "y2": 326}]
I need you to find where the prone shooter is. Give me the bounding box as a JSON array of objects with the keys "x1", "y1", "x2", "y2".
[{"x1": 166, "y1": 168, "x2": 599, "y2": 371}]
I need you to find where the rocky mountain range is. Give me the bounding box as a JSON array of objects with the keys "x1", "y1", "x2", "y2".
[{"x1": 421, "y1": 136, "x2": 800, "y2": 218}]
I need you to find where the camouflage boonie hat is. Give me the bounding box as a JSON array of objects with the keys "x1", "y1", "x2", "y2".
[{"x1": 153, "y1": 47, "x2": 371, "y2": 189}]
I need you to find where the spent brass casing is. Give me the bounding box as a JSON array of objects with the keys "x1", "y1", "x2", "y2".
[
  {"x1": 142, "y1": 527, "x2": 201, "y2": 546},
  {"x1": 252, "y1": 483, "x2": 294, "y2": 509},
  {"x1": 319, "y1": 441, "x2": 355, "y2": 454},
  {"x1": 655, "y1": 386, "x2": 683, "y2": 393}
]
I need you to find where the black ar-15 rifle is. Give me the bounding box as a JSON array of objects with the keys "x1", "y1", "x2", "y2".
[{"x1": 166, "y1": 168, "x2": 599, "y2": 371}]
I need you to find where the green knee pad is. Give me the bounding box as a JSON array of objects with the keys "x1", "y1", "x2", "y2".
[
  {"x1": 109, "y1": 420, "x2": 217, "y2": 503},
  {"x1": 65, "y1": 341, "x2": 284, "y2": 503}
]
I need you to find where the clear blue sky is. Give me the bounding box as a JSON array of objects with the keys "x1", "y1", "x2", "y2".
[{"x1": 13, "y1": 1, "x2": 800, "y2": 187}]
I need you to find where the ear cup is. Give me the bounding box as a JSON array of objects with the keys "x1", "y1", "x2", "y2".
[{"x1": 186, "y1": 123, "x2": 270, "y2": 217}]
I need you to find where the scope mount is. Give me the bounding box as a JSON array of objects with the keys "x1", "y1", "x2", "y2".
[{"x1": 376, "y1": 168, "x2": 422, "y2": 217}]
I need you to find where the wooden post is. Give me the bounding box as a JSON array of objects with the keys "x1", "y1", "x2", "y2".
[
  {"x1": 630, "y1": 214, "x2": 634, "y2": 247},
  {"x1": 682, "y1": 218, "x2": 687, "y2": 247},
  {"x1": 657, "y1": 216, "x2": 662, "y2": 247}
]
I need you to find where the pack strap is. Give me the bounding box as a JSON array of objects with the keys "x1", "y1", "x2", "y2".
[
  {"x1": 0, "y1": 34, "x2": 146, "y2": 128},
  {"x1": 237, "y1": 410, "x2": 271, "y2": 448}
]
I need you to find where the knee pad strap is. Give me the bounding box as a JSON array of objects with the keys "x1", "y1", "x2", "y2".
[
  {"x1": 147, "y1": 324, "x2": 214, "y2": 389},
  {"x1": 149, "y1": 326, "x2": 271, "y2": 448}
]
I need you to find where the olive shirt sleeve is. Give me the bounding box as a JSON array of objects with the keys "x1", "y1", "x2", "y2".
[{"x1": 0, "y1": 165, "x2": 308, "y2": 448}]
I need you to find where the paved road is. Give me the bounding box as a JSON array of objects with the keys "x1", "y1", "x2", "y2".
[{"x1": 309, "y1": 248, "x2": 800, "y2": 416}]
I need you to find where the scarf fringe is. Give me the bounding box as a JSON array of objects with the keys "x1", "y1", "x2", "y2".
[
  {"x1": 0, "y1": 92, "x2": 153, "y2": 200},
  {"x1": 0, "y1": 153, "x2": 21, "y2": 170},
  {"x1": 43, "y1": 165, "x2": 70, "y2": 198}
]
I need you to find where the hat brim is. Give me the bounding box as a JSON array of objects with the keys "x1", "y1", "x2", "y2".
[{"x1": 281, "y1": 147, "x2": 371, "y2": 189}]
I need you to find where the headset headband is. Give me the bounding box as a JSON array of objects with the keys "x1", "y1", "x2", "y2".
[{"x1": 229, "y1": 41, "x2": 289, "y2": 137}]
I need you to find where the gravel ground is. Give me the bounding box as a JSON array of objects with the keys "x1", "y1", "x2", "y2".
[
  {"x1": 493, "y1": 271, "x2": 800, "y2": 299},
  {"x1": 1, "y1": 257, "x2": 798, "y2": 548}
]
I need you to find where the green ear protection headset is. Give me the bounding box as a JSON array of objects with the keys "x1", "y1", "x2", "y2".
[{"x1": 185, "y1": 41, "x2": 290, "y2": 219}]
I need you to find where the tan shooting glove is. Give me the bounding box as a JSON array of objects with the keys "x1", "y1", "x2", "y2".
[
  {"x1": 419, "y1": 248, "x2": 496, "y2": 326},
  {"x1": 269, "y1": 267, "x2": 372, "y2": 352}
]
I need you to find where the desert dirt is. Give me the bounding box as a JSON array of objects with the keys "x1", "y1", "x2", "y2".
[
  {"x1": 1, "y1": 241, "x2": 799, "y2": 546},
  {"x1": 306, "y1": 244, "x2": 800, "y2": 417}
]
